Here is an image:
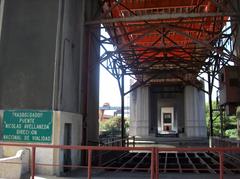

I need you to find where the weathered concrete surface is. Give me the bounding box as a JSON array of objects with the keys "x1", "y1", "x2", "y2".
[
  {"x1": 0, "y1": 0, "x2": 59, "y2": 109},
  {"x1": 184, "y1": 86, "x2": 207, "y2": 137},
  {"x1": 1, "y1": 111, "x2": 83, "y2": 176},
  {"x1": 0, "y1": 149, "x2": 29, "y2": 179},
  {"x1": 0, "y1": 0, "x2": 100, "y2": 175},
  {"x1": 0, "y1": 0, "x2": 5, "y2": 41},
  {"x1": 130, "y1": 86, "x2": 149, "y2": 137}
]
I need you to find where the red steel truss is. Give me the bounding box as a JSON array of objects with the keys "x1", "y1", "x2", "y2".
[{"x1": 86, "y1": 0, "x2": 239, "y2": 91}]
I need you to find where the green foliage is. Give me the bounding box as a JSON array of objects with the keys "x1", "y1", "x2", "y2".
[
  {"x1": 225, "y1": 129, "x2": 237, "y2": 138},
  {"x1": 99, "y1": 116, "x2": 130, "y2": 136},
  {"x1": 205, "y1": 101, "x2": 237, "y2": 138}
]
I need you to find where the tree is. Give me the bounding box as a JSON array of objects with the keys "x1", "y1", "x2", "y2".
[
  {"x1": 205, "y1": 101, "x2": 237, "y2": 138},
  {"x1": 99, "y1": 116, "x2": 130, "y2": 136}
]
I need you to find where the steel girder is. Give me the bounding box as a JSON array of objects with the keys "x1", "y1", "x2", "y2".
[{"x1": 88, "y1": 0, "x2": 240, "y2": 95}]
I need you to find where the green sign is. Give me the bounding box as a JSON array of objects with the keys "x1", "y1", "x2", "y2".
[{"x1": 2, "y1": 110, "x2": 53, "y2": 143}]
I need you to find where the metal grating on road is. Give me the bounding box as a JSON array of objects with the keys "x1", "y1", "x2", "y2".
[{"x1": 99, "y1": 152, "x2": 240, "y2": 174}]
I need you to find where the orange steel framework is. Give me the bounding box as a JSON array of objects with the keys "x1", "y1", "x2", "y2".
[
  {"x1": 86, "y1": 0, "x2": 240, "y2": 91},
  {"x1": 85, "y1": 0, "x2": 240, "y2": 143},
  {"x1": 1, "y1": 142, "x2": 240, "y2": 179}
]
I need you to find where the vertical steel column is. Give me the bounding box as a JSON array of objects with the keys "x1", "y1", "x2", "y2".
[
  {"x1": 155, "y1": 148, "x2": 159, "y2": 179},
  {"x1": 151, "y1": 148, "x2": 155, "y2": 179},
  {"x1": 88, "y1": 149, "x2": 92, "y2": 179},
  {"x1": 219, "y1": 151, "x2": 224, "y2": 179},
  {"x1": 121, "y1": 72, "x2": 125, "y2": 147},
  {"x1": 208, "y1": 68, "x2": 213, "y2": 147},
  {"x1": 31, "y1": 146, "x2": 36, "y2": 179}
]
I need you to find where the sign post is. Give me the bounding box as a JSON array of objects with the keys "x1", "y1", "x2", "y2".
[{"x1": 2, "y1": 110, "x2": 53, "y2": 143}]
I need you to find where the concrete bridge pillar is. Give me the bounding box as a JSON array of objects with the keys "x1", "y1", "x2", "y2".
[
  {"x1": 130, "y1": 86, "x2": 150, "y2": 137},
  {"x1": 0, "y1": 0, "x2": 100, "y2": 175},
  {"x1": 184, "y1": 86, "x2": 207, "y2": 138}
]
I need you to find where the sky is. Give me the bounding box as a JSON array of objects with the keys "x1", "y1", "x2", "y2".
[
  {"x1": 99, "y1": 65, "x2": 121, "y2": 106},
  {"x1": 99, "y1": 29, "x2": 130, "y2": 107},
  {"x1": 99, "y1": 65, "x2": 131, "y2": 106}
]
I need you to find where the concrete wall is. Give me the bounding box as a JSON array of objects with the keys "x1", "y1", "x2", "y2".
[
  {"x1": 58, "y1": 111, "x2": 82, "y2": 174},
  {"x1": 0, "y1": 0, "x2": 5, "y2": 41},
  {"x1": 0, "y1": 0, "x2": 100, "y2": 174},
  {"x1": 53, "y1": 0, "x2": 100, "y2": 144},
  {"x1": 0, "y1": 0, "x2": 84, "y2": 111},
  {"x1": 130, "y1": 86, "x2": 149, "y2": 137},
  {"x1": 0, "y1": 0, "x2": 100, "y2": 142},
  {"x1": 0, "y1": 110, "x2": 82, "y2": 175},
  {"x1": 29, "y1": 111, "x2": 83, "y2": 175},
  {"x1": 184, "y1": 86, "x2": 207, "y2": 137},
  {"x1": 53, "y1": 0, "x2": 83, "y2": 113},
  {"x1": 0, "y1": 0, "x2": 59, "y2": 109},
  {"x1": 34, "y1": 111, "x2": 82, "y2": 175},
  {"x1": 229, "y1": 0, "x2": 240, "y2": 66}
]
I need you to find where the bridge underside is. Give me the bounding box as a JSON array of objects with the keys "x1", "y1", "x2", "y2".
[
  {"x1": 94, "y1": 0, "x2": 240, "y2": 88},
  {"x1": 88, "y1": 0, "x2": 240, "y2": 141}
]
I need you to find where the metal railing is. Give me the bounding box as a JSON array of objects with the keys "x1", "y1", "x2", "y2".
[
  {"x1": 0, "y1": 142, "x2": 240, "y2": 179},
  {"x1": 99, "y1": 135, "x2": 136, "y2": 146},
  {"x1": 213, "y1": 136, "x2": 240, "y2": 147}
]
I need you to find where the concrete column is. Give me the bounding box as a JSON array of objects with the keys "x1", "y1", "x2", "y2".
[
  {"x1": 184, "y1": 86, "x2": 207, "y2": 138},
  {"x1": 0, "y1": 0, "x2": 60, "y2": 109},
  {"x1": 83, "y1": 0, "x2": 100, "y2": 145},
  {"x1": 130, "y1": 86, "x2": 149, "y2": 137},
  {"x1": 184, "y1": 86, "x2": 194, "y2": 137},
  {"x1": 130, "y1": 89, "x2": 137, "y2": 135},
  {"x1": 0, "y1": 0, "x2": 100, "y2": 174},
  {"x1": 0, "y1": 0, "x2": 5, "y2": 41},
  {"x1": 198, "y1": 88, "x2": 207, "y2": 137},
  {"x1": 229, "y1": 0, "x2": 240, "y2": 66}
]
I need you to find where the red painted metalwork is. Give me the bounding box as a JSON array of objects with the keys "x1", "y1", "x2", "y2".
[
  {"x1": 88, "y1": 149, "x2": 92, "y2": 179},
  {"x1": 97, "y1": 0, "x2": 239, "y2": 92},
  {"x1": 0, "y1": 143, "x2": 240, "y2": 179},
  {"x1": 31, "y1": 146, "x2": 36, "y2": 179},
  {"x1": 219, "y1": 151, "x2": 224, "y2": 179},
  {"x1": 102, "y1": 0, "x2": 227, "y2": 63},
  {"x1": 151, "y1": 148, "x2": 155, "y2": 179},
  {"x1": 155, "y1": 148, "x2": 159, "y2": 179}
]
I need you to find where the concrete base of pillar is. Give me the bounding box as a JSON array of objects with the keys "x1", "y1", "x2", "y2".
[{"x1": 0, "y1": 110, "x2": 83, "y2": 175}]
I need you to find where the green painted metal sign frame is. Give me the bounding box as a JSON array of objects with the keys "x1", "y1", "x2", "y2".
[{"x1": 2, "y1": 110, "x2": 53, "y2": 143}]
